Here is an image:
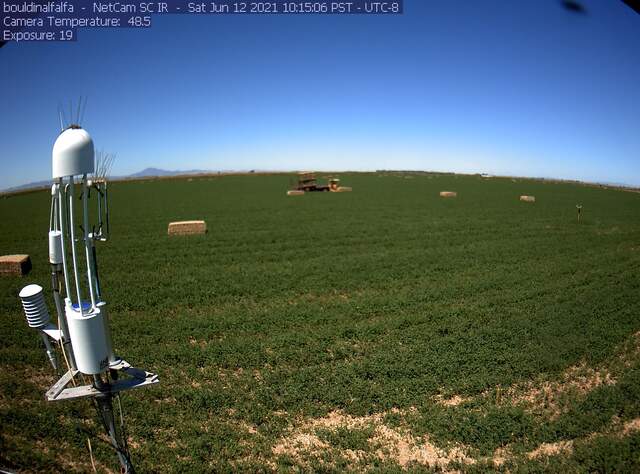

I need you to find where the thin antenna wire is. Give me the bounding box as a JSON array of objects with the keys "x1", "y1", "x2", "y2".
[
  {"x1": 94, "y1": 150, "x2": 101, "y2": 180},
  {"x1": 58, "y1": 105, "x2": 64, "y2": 132},
  {"x1": 94, "y1": 150, "x2": 99, "y2": 180},
  {"x1": 68, "y1": 100, "x2": 73, "y2": 126},
  {"x1": 76, "y1": 96, "x2": 82, "y2": 125},
  {"x1": 107, "y1": 153, "x2": 115, "y2": 178},
  {"x1": 80, "y1": 96, "x2": 88, "y2": 126},
  {"x1": 94, "y1": 150, "x2": 116, "y2": 181},
  {"x1": 59, "y1": 103, "x2": 67, "y2": 130}
]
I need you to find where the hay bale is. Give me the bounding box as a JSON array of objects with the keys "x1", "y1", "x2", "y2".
[
  {"x1": 520, "y1": 195, "x2": 536, "y2": 203},
  {"x1": 0, "y1": 254, "x2": 32, "y2": 276},
  {"x1": 168, "y1": 220, "x2": 207, "y2": 236},
  {"x1": 337, "y1": 187, "x2": 352, "y2": 192},
  {"x1": 287, "y1": 190, "x2": 305, "y2": 196},
  {"x1": 439, "y1": 191, "x2": 457, "y2": 198}
]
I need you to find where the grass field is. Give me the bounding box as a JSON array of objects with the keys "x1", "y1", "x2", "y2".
[{"x1": 1, "y1": 172, "x2": 639, "y2": 472}]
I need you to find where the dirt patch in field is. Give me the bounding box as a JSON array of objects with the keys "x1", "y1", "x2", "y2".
[
  {"x1": 526, "y1": 440, "x2": 574, "y2": 459},
  {"x1": 189, "y1": 337, "x2": 208, "y2": 348},
  {"x1": 437, "y1": 331, "x2": 640, "y2": 419},
  {"x1": 509, "y1": 363, "x2": 616, "y2": 418},
  {"x1": 490, "y1": 446, "x2": 510, "y2": 467},
  {"x1": 372, "y1": 424, "x2": 474, "y2": 468},
  {"x1": 618, "y1": 331, "x2": 640, "y2": 366},
  {"x1": 496, "y1": 331, "x2": 640, "y2": 418},
  {"x1": 620, "y1": 417, "x2": 640, "y2": 436},
  {"x1": 490, "y1": 415, "x2": 640, "y2": 465},
  {"x1": 268, "y1": 331, "x2": 640, "y2": 469},
  {"x1": 127, "y1": 436, "x2": 142, "y2": 449},
  {"x1": 433, "y1": 394, "x2": 471, "y2": 407},
  {"x1": 438, "y1": 363, "x2": 616, "y2": 419},
  {"x1": 273, "y1": 432, "x2": 330, "y2": 457},
  {"x1": 271, "y1": 410, "x2": 474, "y2": 471}
]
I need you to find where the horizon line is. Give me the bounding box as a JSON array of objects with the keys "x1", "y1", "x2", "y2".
[{"x1": 2, "y1": 168, "x2": 639, "y2": 196}]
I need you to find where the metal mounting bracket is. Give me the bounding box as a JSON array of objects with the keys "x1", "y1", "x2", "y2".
[{"x1": 46, "y1": 359, "x2": 159, "y2": 402}]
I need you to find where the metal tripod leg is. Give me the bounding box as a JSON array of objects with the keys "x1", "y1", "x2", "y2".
[{"x1": 93, "y1": 378, "x2": 135, "y2": 474}]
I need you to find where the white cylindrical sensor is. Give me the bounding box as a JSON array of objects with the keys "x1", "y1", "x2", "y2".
[
  {"x1": 65, "y1": 300, "x2": 109, "y2": 375},
  {"x1": 19, "y1": 284, "x2": 50, "y2": 328},
  {"x1": 49, "y1": 230, "x2": 63, "y2": 264}
]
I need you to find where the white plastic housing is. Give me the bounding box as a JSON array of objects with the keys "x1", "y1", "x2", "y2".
[
  {"x1": 19, "y1": 284, "x2": 51, "y2": 328},
  {"x1": 48, "y1": 230, "x2": 63, "y2": 264},
  {"x1": 52, "y1": 128, "x2": 95, "y2": 178},
  {"x1": 65, "y1": 300, "x2": 109, "y2": 374}
]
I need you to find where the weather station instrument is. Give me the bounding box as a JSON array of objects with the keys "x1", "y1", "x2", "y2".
[{"x1": 18, "y1": 104, "x2": 159, "y2": 473}]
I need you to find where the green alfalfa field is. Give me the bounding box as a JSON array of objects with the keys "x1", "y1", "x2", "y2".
[{"x1": 1, "y1": 172, "x2": 640, "y2": 472}]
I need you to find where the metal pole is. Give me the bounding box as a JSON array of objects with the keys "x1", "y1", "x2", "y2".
[
  {"x1": 82, "y1": 176, "x2": 97, "y2": 309},
  {"x1": 51, "y1": 266, "x2": 76, "y2": 370},
  {"x1": 94, "y1": 388, "x2": 135, "y2": 474},
  {"x1": 91, "y1": 245, "x2": 102, "y2": 299},
  {"x1": 68, "y1": 177, "x2": 84, "y2": 315},
  {"x1": 40, "y1": 331, "x2": 58, "y2": 370},
  {"x1": 57, "y1": 183, "x2": 72, "y2": 298}
]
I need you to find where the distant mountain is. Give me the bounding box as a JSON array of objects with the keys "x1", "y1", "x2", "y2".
[
  {"x1": 3, "y1": 179, "x2": 53, "y2": 193},
  {"x1": 2, "y1": 168, "x2": 212, "y2": 194},
  {"x1": 128, "y1": 167, "x2": 210, "y2": 178}
]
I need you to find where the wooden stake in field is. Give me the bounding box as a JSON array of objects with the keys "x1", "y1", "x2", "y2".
[{"x1": 576, "y1": 204, "x2": 583, "y2": 222}]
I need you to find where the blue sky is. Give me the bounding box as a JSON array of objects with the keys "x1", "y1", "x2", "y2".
[{"x1": 1, "y1": 0, "x2": 639, "y2": 189}]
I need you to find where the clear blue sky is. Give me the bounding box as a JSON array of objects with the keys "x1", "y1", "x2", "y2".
[{"x1": 1, "y1": 0, "x2": 639, "y2": 189}]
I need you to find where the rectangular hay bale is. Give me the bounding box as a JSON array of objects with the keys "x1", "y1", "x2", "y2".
[
  {"x1": 168, "y1": 220, "x2": 207, "y2": 236},
  {"x1": 439, "y1": 191, "x2": 457, "y2": 198},
  {"x1": 0, "y1": 254, "x2": 32, "y2": 276},
  {"x1": 520, "y1": 195, "x2": 536, "y2": 203},
  {"x1": 287, "y1": 190, "x2": 305, "y2": 196}
]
